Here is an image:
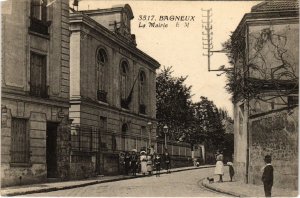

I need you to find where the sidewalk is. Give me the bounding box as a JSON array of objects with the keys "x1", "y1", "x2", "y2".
[
  {"x1": 1, "y1": 165, "x2": 214, "y2": 196},
  {"x1": 202, "y1": 173, "x2": 298, "y2": 197}
]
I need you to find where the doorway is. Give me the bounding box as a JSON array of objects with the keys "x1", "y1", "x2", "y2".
[{"x1": 46, "y1": 122, "x2": 58, "y2": 178}]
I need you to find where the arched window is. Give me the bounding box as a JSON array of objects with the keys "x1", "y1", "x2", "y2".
[
  {"x1": 139, "y1": 71, "x2": 146, "y2": 114},
  {"x1": 96, "y1": 48, "x2": 108, "y2": 102},
  {"x1": 120, "y1": 61, "x2": 129, "y2": 108}
]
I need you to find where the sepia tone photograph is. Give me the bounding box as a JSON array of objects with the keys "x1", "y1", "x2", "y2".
[{"x1": 0, "y1": 0, "x2": 298, "y2": 197}]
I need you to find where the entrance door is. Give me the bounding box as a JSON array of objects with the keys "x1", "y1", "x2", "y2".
[{"x1": 46, "y1": 122, "x2": 58, "y2": 178}]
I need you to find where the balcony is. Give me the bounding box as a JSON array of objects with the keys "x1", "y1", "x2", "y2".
[
  {"x1": 97, "y1": 90, "x2": 107, "y2": 103},
  {"x1": 29, "y1": 18, "x2": 51, "y2": 36},
  {"x1": 30, "y1": 84, "x2": 49, "y2": 98},
  {"x1": 139, "y1": 104, "x2": 146, "y2": 114}
]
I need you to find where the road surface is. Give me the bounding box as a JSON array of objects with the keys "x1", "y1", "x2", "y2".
[{"x1": 27, "y1": 167, "x2": 230, "y2": 197}]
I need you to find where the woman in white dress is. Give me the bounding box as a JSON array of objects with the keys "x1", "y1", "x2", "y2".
[
  {"x1": 214, "y1": 151, "x2": 224, "y2": 182},
  {"x1": 140, "y1": 151, "x2": 147, "y2": 175}
]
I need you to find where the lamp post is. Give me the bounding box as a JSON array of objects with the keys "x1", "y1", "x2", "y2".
[
  {"x1": 147, "y1": 122, "x2": 153, "y2": 149},
  {"x1": 163, "y1": 125, "x2": 168, "y2": 150}
]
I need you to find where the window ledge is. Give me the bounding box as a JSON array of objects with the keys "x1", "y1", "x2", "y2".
[
  {"x1": 29, "y1": 30, "x2": 50, "y2": 40},
  {"x1": 121, "y1": 108, "x2": 130, "y2": 112},
  {"x1": 10, "y1": 162, "x2": 32, "y2": 168},
  {"x1": 98, "y1": 100, "x2": 109, "y2": 106}
]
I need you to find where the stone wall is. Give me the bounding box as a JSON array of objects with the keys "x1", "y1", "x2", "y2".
[{"x1": 249, "y1": 107, "x2": 298, "y2": 190}]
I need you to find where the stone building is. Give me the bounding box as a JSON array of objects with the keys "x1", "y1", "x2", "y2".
[
  {"x1": 69, "y1": 4, "x2": 160, "y2": 177},
  {"x1": 232, "y1": 2, "x2": 298, "y2": 190},
  {"x1": 1, "y1": 0, "x2": 71, "y2": 186}
]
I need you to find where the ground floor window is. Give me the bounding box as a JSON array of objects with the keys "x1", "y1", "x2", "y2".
[{"x1": 11, "y1": 118, "x2": 29, "y2": 163}]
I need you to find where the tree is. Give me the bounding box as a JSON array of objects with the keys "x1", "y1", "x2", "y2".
[
  {"x1": 156, "y1": 66, "x2": 194, "y2": 140},
  {"x1": 193, "y1": 97, "x2": 225, "y2": 151}
]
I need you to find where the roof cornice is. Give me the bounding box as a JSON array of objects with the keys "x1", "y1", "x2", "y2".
[{"x1": 232, "y1": 10, "x2": 299, "y2": 40}]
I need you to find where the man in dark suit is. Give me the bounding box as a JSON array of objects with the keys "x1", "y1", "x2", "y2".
[{"x1": 262, "y1": 155, "x2": 273, "y2": 197}]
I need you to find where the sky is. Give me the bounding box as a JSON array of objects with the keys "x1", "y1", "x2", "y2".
[{"x1": 76, "y1": 0, "x2": 260, "y2": 118}]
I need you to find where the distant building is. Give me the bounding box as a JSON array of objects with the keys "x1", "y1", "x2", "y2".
[
  {"x1": 232, "y1": 1, "x2": 298, "y2": 190},
  {"x1": 69, "y1": 4, "x2": 160, "y2": 177},
  {"x1": 1, "y1": 0, "x2": 70, "y2": 186}
]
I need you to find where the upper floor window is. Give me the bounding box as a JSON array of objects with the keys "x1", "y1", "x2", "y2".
[
  {"x1": 139, "y1": 71, "x2": 146, "y2": 114},
  {"x1": 30, "y1": 0, "x2": 50, "y2": 35},
  {"x1": 120, "y1": 61, "x2": 129, "y2": 109},
  {"x1": 30, "y1": 52, "x2": 48, "y2": 98},
  {"x1": 96, "y1": 48, "x2": 108, "y2": 102}
]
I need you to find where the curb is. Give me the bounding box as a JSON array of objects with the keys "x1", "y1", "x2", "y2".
[
  {"x1": 201, "y1": 180, "x2": 247, "y2": 197},
  {"x1": 3, "y1": 165, "x2": 215, "y2": 196}
]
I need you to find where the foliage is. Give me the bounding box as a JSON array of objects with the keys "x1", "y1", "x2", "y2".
[
  {"x1": 156, "y1": 66, "x2": 194, "y2": 140},
  {"x1": 222, "y1": 26, "x2": 298, "y2": 105},
  {"x1": 192, "y1": 97, "x2": 225, "y2": 150}
]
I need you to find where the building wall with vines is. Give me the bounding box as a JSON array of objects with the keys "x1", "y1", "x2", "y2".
[{"x1": 230, "y1": 2, "x2": 298, "y2": 190}]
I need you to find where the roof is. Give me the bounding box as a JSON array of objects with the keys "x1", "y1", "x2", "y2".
[
  {"x1": 80, "y1": 4, "x2": 134, "y2": 20},
  {"x1": 251, "y1": 1, "x2": 299, "y2": 12},
  {"x1": 232, "y1": 1, "x2": 299, "y2": 40}
]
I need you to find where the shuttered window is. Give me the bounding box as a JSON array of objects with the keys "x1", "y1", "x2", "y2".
[
  {"x1": 30, "y1": 52, "x2": 47, "y2": 98},
  {"x1": 11, "y1": 118, "x2": 29, "y2": 163}
]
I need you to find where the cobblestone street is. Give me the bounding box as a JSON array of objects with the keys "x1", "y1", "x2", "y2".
[{"x1": 26, "y1": 168, "x2": 228, "y2": 197}]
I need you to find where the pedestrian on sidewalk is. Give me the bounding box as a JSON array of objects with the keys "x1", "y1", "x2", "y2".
[
  {"x1": 164, "y1": 151, "x2": 171, "y2": 174},
  {"x1": 140, "y1": 150, "x2": 147, "y2": 175},
  {"x1": 227, "y1": 161, "x2": 234, "y2": 182},
  {"x1": 131, "y1": 149, "x2": 138, "y2": 176},
  {"x1": 154, "y1": 154, "x2": 162, "y2": 177},
  {"x1": 214, "y1": 150, "x2": 224, "y2": 182},
  {"x1": 146, "y1": 150, "x2": 153, "y2": 176},
  {"x1": 124, "y1": 152, "x2": 131, "y2": 175},
  {"x1": 262, "y1": 155, "x2": 273, "y2": 197}
]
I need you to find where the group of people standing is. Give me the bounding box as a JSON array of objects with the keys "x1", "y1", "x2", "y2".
[
  {"x1": 214, "y1": 151, "x2": 273, "y2": 197},
  {"x1": 214, "y1": 151, "x2": 234, "y2": 182},
  {"x1": 123, "y1": 149, "x2": 171, "y2": 177}
]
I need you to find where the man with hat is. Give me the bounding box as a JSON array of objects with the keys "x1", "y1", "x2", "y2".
[
  {"x1": 130, "y1": 149, "x2": 138, "y2": 176},
  {"x1": 262, "y1": 155, "x2": 273, "y2": 197}
]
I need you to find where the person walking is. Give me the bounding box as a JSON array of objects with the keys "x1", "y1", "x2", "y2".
[
  {"x1": 164, "y1": 152, "x2": 171, "y2": 174},
  {"x1": 154, "y1": 154, "x2": 162, "y2": 177},
  {"x1": 262, "y1": 155, "x2": 273, "y2": 197},
  {"x1": 214, "y1": 151, "x2": 224, "y2": 182},
  {"x1": 227, "y1": 161, "x2": 235, "y2": 182},
  {"x1": 140, "y1": 151, "x2": 147, "y2": 175}
]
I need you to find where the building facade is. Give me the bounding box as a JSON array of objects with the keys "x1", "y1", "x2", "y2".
[
  {"x1": 69, "y1": 4, "x2": 160, "y2": 178},
  {"x1": 232, "y1": 2, "x2": 298, "y2": 190},
  {"x1": 1, "y1": 0, "x2": 71, "y2": 187}
]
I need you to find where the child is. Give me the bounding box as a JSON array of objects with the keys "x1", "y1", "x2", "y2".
[
  {"x1": 154, "y1": 154, "x2": 161, "y2": 177},
  {"x1": 262, "y1": 155, "x2": 273, "y2": 197},
  {"x1": 227, "y1": 161, "x2": 234, "y2": 182}
]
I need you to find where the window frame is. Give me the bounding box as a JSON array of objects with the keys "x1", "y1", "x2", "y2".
[
  {"x1": 120, "y1": 60, "x2": 130, "y2": 109},
  {"x1": 29, "y1": 51, "x2": 48, "y2": 98},
  {"x1": 29, "y1": 0, "x2": 51, "y2": 35},
  {"x1": 96, "y1": 48, "x2": 108, "y2": 102},
  {"x1": 10, "y1": 118, "x2": 30, "y2": 166}
]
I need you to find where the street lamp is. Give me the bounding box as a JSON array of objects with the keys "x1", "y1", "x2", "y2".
[
  {"x1": 147, "y1": 122, "x2": 153, "y2": 149},
  {"x1": 163, "y1": 125, "x2": 168, "y2": 150}
]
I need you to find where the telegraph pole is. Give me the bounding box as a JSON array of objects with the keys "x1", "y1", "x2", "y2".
[{"x1": 202, "y1": 8, "x2": 213, "y2": 71}]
